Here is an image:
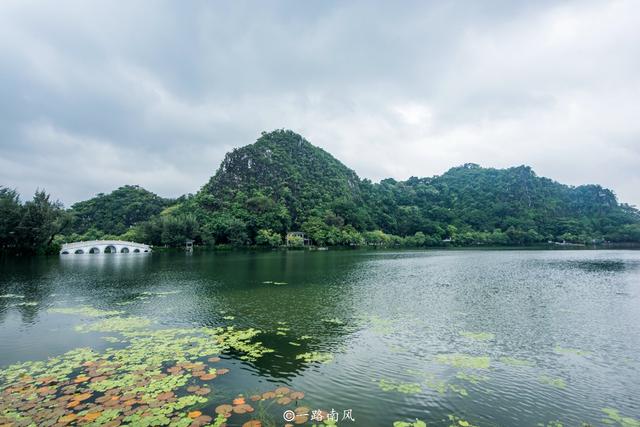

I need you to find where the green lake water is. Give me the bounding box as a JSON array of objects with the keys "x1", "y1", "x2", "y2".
[{"x1": 1, "y1": 249, "x2": 639, "y2": 426}]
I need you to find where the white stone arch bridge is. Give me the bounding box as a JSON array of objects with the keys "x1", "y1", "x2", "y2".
[{"x1": 60, "y1": 240, "x2": 152, "y2": 255}]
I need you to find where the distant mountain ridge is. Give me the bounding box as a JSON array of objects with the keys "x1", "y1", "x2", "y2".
[{"x1": 64, "y1": 129, "x2": 640, "y2": 246}]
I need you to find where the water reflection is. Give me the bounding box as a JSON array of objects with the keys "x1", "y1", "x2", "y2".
[{"x1": 1, "y1": 250, "x2": 639, "y2": 426}]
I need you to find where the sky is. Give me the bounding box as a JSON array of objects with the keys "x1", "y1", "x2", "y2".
[{"x1": 1, "y1": 0, "x2": 639, "y2": 207}]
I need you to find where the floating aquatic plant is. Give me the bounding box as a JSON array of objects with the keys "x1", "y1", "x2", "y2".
[
  {"x1": 393, "y1": 420, "x2": 427, "y2": 427},
  {"x1": 377, "y1": 378, "x2": 422, "y2": 394},
  {"x1": 101, "y1": 336, "x2": 124, "y2": 343},
  {"x1": 0, "y1": 308, "x2": 291, "y2": 427},
  {"x1": 539, "y1": 375, "x2": 567, "y2": 389},
  {"x1": 435, "y1": 354, "x2": 490, "y2": 369},
  {"x1": 365, "y1": 315, "x2": 394, "y2": 335},
  {"x1": 407, "y1": 370, "x2": 470, "y2": 397},
  {"x1": 49, "y1": 306, "x2": 124, "y2": 317},
  {"x1": 295, "y1": 351, "x2": 333, "y2": 364},
  {"x1": 536, "y1": 421, "x2": 565, "y2": 427},
  {"x1": 448, "y1": 414, "x2": 479, "y2": 427},
  {"x1": 455, "y1": 371, "x2": 488, "y2": 384},
  {"x1": 602, "y1": 408, "x2": 640, "y2": 427},
  {"x1": 75, "y1": 316, "x2": 153, "y2": 333}
]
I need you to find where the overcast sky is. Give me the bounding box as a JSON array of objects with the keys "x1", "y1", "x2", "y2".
[{"x1": 1, "y1": 0, "x2": 639, "y2": 207}]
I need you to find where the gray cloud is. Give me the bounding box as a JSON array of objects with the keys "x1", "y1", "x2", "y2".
[{"x1": 1, "y1": 0, "x2": 638, "y2": 207}]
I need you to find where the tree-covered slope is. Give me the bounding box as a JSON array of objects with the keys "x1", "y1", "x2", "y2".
[
  {"x1": 69, "y1": 185, "x2": 173, "y2": 236},
  {"x1": 157, "y1": 130, "x2": 638, "y2": 246},
  {"x1": 361, "y1": 163, "x2": 640, "y2": 244},
  {"x1": 187, "y1": 129, "x2": 372, "y2": 244},
  {"x1": 56, "y1": 130, "x2": 640, "y2": 248},
  {"x1": 6, "y1": 129, "x2": 638, "y2": 254}
]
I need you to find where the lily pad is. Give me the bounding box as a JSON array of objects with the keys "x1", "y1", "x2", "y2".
[
  {"x1": 539, "y1": 375, "x2": 567, "y2": 389},
  {"x1": 436, "y1": 354, "x2": 490, "y2": 369},
  {"x1": 295, "y1": 352, "x2": 333, "y2": 364}
]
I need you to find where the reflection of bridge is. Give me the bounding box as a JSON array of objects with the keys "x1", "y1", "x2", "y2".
[{"x1": 60, "y1": 240, "x2": 152, "y2": 255}]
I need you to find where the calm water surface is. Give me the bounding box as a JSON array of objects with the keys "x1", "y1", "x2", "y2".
[{"x1": 1, "y1": 249, "x2": 639, "y2": 426}]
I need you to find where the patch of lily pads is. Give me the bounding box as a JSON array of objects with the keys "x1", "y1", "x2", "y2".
[
  {"x1": 365, "y1": 315, "x2": 394, "y2": 335},
  {"x1": 0, "y1": 307, "x2": 301, "y2": 427},
  {"x1": 49, "y1": 306, "x2": 125, "y2": 317},
  {"x1": 454, "y1": 371, "x2": 487, "y2": 385},
  {"x1": 295, "y1": 351, "x2": 333, "y2": 364},
  {"x1": 602, "y1": 407, "x2": 640, "y2": 427},
  {"x1": 447, "y1": 415, "x2": 478, "y2": 427},
  {"x1": 406, "y1": 370, "x2": 469, "y2": 397},
  {"x1": 554, "y1": 346, "x2": 591, "y2": 357},
  {"x1": 393, "y1": 420, "x2": 427, "y2": 427},
  {"x1": 435, "y1": 354, "x2": 491, "y2": 369},
  {"x1": 377, "y1": 378, "x2": 423, "y2": 394},
  {"x1": 276, "y1": 326, "x2": 290, "y2": 336},
  {"x1": 538, "y1": 375, "x2": 567, "y2": 389}
]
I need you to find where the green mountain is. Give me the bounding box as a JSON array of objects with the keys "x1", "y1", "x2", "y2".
[
  {"x1": 361, "y1": 164, "x2": 640, "y2": 244},
  {"x1": 184, "y1": 129, "x2": 373, "y2": 244},
  {"x1": 69, "y1": 185, "x2": 174, "y2": 237},
  {"x1": 55, "y1": 129, "x2": 640, "y2": 248},
  {"x1": 160, "y1": 129, "x2": 638, "y2": 246}
]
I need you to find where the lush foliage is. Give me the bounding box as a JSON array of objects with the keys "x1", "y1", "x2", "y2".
[
  {"x1": 152, "y1": 130, "x2": 640, "y2": 247},
  {"x1": 0, "y1": 187, "x2": 70, "y2": 255},
  {"x1": 68, "y1": 185, "x2": 173, "y2": 238},
  {"x1": 359, "y1": 163, "x2": 640, "y2": 245},
  {"x1": 5, "y1": 130, "x2": 640, "y2": 252}
]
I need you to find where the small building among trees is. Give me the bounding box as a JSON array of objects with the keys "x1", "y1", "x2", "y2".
[{"x1": 286, "y1": 231, "x2": 311, "y2": 247}]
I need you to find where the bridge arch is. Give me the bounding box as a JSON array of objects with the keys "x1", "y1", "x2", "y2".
[{"x1": 60, "y1": 240, "x2": 151, "y2": 255}]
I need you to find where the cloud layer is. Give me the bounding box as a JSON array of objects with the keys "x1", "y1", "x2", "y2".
[{"x1": 1, "y1": 0, "x2": 639, "y2": 207}]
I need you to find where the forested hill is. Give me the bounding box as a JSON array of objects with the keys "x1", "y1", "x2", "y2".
[
  {"x1": 155, "y1": 129, "x2": 639, "y2": 247},
  {"x1": 360, "y1": 164, "x2": 640, "y2": 245},
  {"x1": 67, "y1": 185, "x2": 174, "y2": 237},
  {"x1": 3, "y1": 129, "x2": 639, "y2": 254},
  {"x1": 198, "y1": 129, "x2": 366, "y2": 230}
]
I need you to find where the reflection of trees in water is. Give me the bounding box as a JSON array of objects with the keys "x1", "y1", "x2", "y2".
[
  {"x1": 542, "y1": 258, "x2": 632, "y2": 272},
  {"x1": 1, "y1": 251, "x2": 369, "y2": 378},
  {"x1": 183, "y1": 251, "x2": 366, "y2": 378},
  {"x1": 566, "y1": 260, "x2": 627, "y2": 272},
  {"x1": 0, "y1": 254, "x2": 153, "y2": 323}
]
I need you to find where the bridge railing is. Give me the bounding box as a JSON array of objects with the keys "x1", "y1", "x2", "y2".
[{"x1": 60, "y1": 240, "x2": 150, "y2": 249}]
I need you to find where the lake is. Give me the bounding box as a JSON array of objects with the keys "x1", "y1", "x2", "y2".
[{"x1": 1, "y1": 249, "x2": 639, "y2": 427}]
